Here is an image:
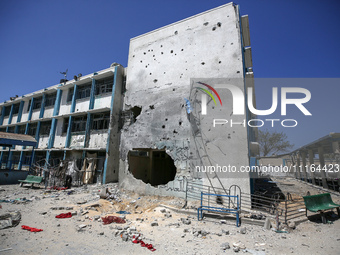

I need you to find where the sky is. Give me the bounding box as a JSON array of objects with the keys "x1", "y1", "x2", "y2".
[{"x1": 0, "y1": 0, "x2": 339, "y2": 150}]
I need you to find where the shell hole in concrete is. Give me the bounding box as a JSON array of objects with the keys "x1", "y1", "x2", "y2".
[
  {"x1": 131, "y1": 106, "x2": 142, "y2": 122},
  {"x1": 128, "y1": 149, "x2": 176, "y2": 186}
]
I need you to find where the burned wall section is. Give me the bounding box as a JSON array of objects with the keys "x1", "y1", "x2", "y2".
[
  {"x1": 119, "y1": 3, "x2": 252, "y2": 197},
  {"x1": 105, "y1": 65, "x2": 125, "y2": 183}
]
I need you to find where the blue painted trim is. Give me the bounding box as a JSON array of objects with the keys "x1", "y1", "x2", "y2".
[
  {"x1": 65, "y1": 85, "x2": 77, "y2": 148},
  {"x1": 17, "y1": 101, "x2": 25, "y2": 123},
  {"x1": 47, "y1": 88, "x2": 62, "y2": 150},
  {"x1": 63, "y1": 150, "x2": 67, "y2": 160},
  {"x1": 103, "y1": 66, "x2": 118, "y2": 184},
  {"x1": 7, "y1": 148, "x2": 13, "y2": 170},
  {"x1": 47, "y1": 119, "x2": 57, "y2": 149},
  {"x1": 89, "y1": 79, "x2": 96, "y2": 110},
  {"x1": 27, "y1": 98, "x2": 35, "y2": 121},
  {"x1": 70, "y1": 85, "x2": 77, "y2": 113},
  {"x1": 45, "y1": 150, "x2": 50, "y2": 168},
  {"x1": 0, "y1": 151, "x2": 3, "y2": 167},
  {"x1": 84, "y1": 112, "x2": 91, "y2": 148},
  {"x1": 8, "y1": 104, "x2": 14, "y2": 124},
  {"x1": 65, "y1": 116, "x2": 73, "y2": 148},
  {"x1": 53, "y1": 88, "x2": 62, "y2": 116},
  {"x1": 35, "y1": 121, "x2": 41, "y2": 148},
  {"x1": 0, "y1": 106, "x2": 5, "y2": 125},
  {"x1": 39, "y1": 94, "x2": 46, "y2": 119},
  {"x1": 18, "y1": 151, "x2": 24, "y2": 170},
  {"x1": 29, "y1": 148, "x2": 35, "y2": 169}
]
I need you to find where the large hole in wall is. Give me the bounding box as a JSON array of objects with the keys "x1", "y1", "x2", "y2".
[
  {"x1": 128, "y1": 149, "x2": 176, "y2": 187},
  {"x1": 131, "y1": 106, "x2": 142, "y2": 122}
]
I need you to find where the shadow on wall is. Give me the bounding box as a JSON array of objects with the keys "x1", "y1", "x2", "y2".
[{"x1": 128, "y1": 148, "x2": 176, "y2": 186}]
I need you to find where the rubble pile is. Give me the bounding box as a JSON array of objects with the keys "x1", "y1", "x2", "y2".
[{"x1": 0, "y1": 181, "x2": 339, "y2": 254}]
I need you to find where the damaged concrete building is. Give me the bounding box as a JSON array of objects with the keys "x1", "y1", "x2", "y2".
[
  {"x1": 119, "y1": 2, "x2": 257, "y2": 197},
  {"x1": 0, "y1": 65, "x2": 125, "y2": 184},
  {"x1": 0, "y1": 3, "x2": 258, "y2": 197}
]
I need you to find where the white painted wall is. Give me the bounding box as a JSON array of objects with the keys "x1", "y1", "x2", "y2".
[
  {"x1": 43, "y1": 107, "x2": 54, "y2": 118},
  {"x1": 94, "y1": 94, "x2": 111, "y2": 109},
  {"x1": 38, "y1": 136, "x2": 49, "y2": 149},
  {"x1": 89, "y1": 131, "x2": 108, "y2": 148},
  {"x1": 121, "y1": 3, "x2": 252, "y2": 195}
]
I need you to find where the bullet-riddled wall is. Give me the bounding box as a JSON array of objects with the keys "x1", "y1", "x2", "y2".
[{"x1": 119, "y1": 3, "x2": 254, "y2": 197}]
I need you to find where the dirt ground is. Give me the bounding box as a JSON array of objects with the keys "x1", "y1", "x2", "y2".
[{"x1": 1, "y1": 178, "x2": 340, "y2": 255}]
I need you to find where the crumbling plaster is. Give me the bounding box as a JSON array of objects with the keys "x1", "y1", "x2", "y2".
[{"x1": 119, "y1": 3, "x2": 252, "y2": 196}]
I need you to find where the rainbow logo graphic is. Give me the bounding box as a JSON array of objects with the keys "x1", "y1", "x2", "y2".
[
  {"x1": 196, "y1": 82, "x2": 223, "y2": 107},
  {"x1": 195, "y1": 82, "x2": 222, "y2": 115}
]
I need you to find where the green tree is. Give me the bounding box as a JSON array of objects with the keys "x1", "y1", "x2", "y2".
[{"x1": 258, "y1": 129, "x2": 294, "y2": 156}]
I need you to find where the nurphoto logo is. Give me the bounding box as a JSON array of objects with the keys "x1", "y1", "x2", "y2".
[{"x1": 189, "y1": 79, "x2": 312, "y2": 128}]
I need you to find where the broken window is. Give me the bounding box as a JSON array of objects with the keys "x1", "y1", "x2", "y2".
[
  {"x1": 72, "y1": 115, "x2": 87, "y2": 132},
  {"x1": 95, "y1": 76, "x2": 113, "y2": 95},
  {"x1": 92, "y1": 112, "x2": 110, "y2": 130},
  {"x1": 17, "y1": 125, "x2": 26, "y2": 134},
  {"x1": 27, "y1": 123, "x2": 37, "y2": 136},
  {"x1": 4, "y1": 106, "x2": 11, "y2": 116},
  {"x1": 77, "y1": 83, "x2": 92, "y2": 100},
  {"x1": 63, "y1": 118, "x2": 69, "y2": 133},
  {"x1": 63, "y1": 116, "x2": 87, "y2": 133},
  {"x1": 40, "y1": 120, "x2": 51, "y2": 136},
  {"x1": 7, "y1": 126, "x2": 15, "y2": 133},
  {"x1": 45, "y1": 93, "x2": 57, "y2": 107},
  {"x1": 128, "y1": 149, "x2": 176, "y2": 186},
  {"x1": 0, "y1": 128, "x2": 6, "y2": 132},
  {"x1": 67, "y1": 82, "x2": 92, "y2": 102},
  {"x1": 28, "y1": 97, "x2": 42, "y2": 110},
  {"x1": 12, "y1": 104, "x2": 20, "y2": 115},
  {"x1": 67, "y1": 89, "x2": 74, "y2": 102}
]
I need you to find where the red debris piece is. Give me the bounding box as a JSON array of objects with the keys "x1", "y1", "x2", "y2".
[
  {"x1": 101, "y1": 216, "x2": 126, "y2": 225},
  {"x1": 50, "y1": 186, "x2": 68, "y2": 191},
  {"x1": 21, "y1": 225, "x2": 43, "y2": 232},
  {"x1": 132, "y1": 234, "x2": 156, "y2": 252},
  {"x1": 55, "y1": 212, "x2": 72, "y2": 218}
]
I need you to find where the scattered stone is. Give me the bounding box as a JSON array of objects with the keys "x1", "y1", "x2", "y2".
[
  {"x1": 233, "y1": 242, "x2": 246, "y2": 249},
  {"x1": 98, "y1": 232, "x2": 104, "y2": 236},
  {"x1": 0, "y1": 211, "x2": 21, "y2": 229},
  {"x1": 71, "y1": 211, "x2": 77, "y2": 216},
  {"x1": 240, "y1": 227, "x2": 246, "y2": 234},
  {"x1": 160, "y1": 208, "x2": 166, "y2": 213},
  {"x1": 288, "y1": 221, "x2": 296, "y2": 229},
  {"x1": 181, "y1": 218, "x2": 191, "y2": 225},
  {"x1": 264, "y1": 218, "x2": 272, "y2": 230},
  {"x1": 151, "y1": 222, "x2": 158, "y2": 227},
  {"x1": 222, "y1": 229, "x2": 230, "y2": 235},
  {"x1": 181, "y1": 234, "x2": 186, "y2": 238},
  {"x1": 77, "y1": 224, "x2": 87, "y2": 232},
  {"x1": 121, "y1": 233, "x2": 129, "y2": 242},
  {"x1": 220, "y1": 220, "x2": 227, "y2": 224},
  {"x1": 221, "y1": 242, "x2": 230, "y2": 250},
  {"x1": 233, "y1": 247, "x2": 240, "y2": 252}
]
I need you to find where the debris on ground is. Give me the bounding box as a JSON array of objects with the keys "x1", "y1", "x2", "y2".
[{"x1": 0, "y1": 211, "x2": 21, "y2": 229}]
